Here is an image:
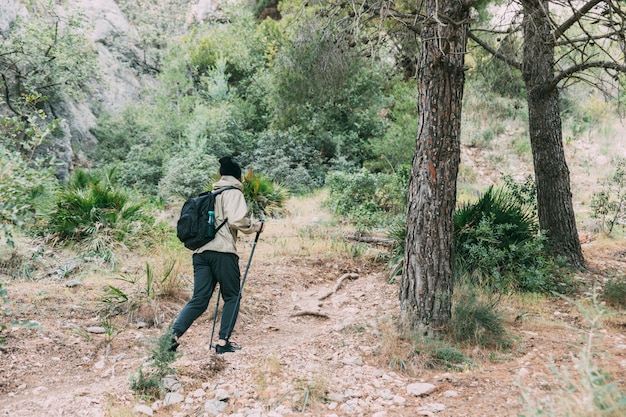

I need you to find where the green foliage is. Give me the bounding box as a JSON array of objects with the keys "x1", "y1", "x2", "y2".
[
  {"x1": 248, "y1": 129, "x2": 327, "y2": 194},
  {"x1": 100, "y1": 260, "x2": 183, "y2": 324},
  {"x1": 117, "y1": 0, "x2": 189, "y2": 72},
  {"x1": 0, "y1": 5, "x2": 98, "y2": 111},
  {"x1": 450, "y1": 282, "x2": 510, "y2": 348},
  {"x1": 590, "y1": 156, "x2": 626, "y2": 235},
  {"x1": 601, "y1": 277, "x2": 626, "y2": 310},
  {"x1": 411, "y1": 334, "x2": 474, "y2": 371},
  {"x1": 367, "y1": 81, "x2": 418, "y2": 171},
  {"x1": 469, "y1": 36, "x2": 526, "y2": 99},
  {"x1": 268, "y1": 17, "x2": 389, "y2": 165},
  {"x1": 0, "y1": 282, "x2": 8, "y2": 344},
  {"x1": 325, "y1": 168, "x2": 409, "y2": 230},
  {"x1": 242, "y1": 169, "x2": 289, "y2": 218},
  {"x1": 46, "y1": 169, "x2": 153, "y2": 250},
  {"x1": 0, "y1": 145, "x2": 57, "y2": 247},
  {"x1": 130, "y1": 328, "x2": 178, "y2": 400},
  {"x1": 454, "y1": 185, "x2": 566, "y2": 293},
  {"x1": 159, "y1": 153, "x2": 219, "y2": 200}
]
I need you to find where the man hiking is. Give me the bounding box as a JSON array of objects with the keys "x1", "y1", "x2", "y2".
[{"x1": 169, "y1": 156, "x2": 264, "y2": 354}]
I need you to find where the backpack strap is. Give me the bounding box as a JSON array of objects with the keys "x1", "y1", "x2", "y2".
[{"x1": 212, "y1": 186, "x2": 240, "y2": 233}]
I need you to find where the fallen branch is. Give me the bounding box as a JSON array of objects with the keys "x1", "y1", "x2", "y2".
[
  {"x1": 344, "y1": 233, "x2": 396, "y2": 247},
  {"x1": 318, "y1": 273, "x2": 359, "y2": 300},
  {"x1": 290, "y1": 311, "x2": 330, "y2": 319}
]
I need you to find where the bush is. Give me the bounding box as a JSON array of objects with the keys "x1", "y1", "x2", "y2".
[
  {"x1": 242, "y1": 170, "x2": 289, "y2": 218},
  {"x1": 454, "y1": 185, "x2": 564, "y2": 293},
  {"x1": 602, "y1": 277, "x2": 626, "y2": 310},
  {"x1": 159, "y1": 153, "x2": 219, "y2": 200},
  {"x1": 46, "y1": 169, "x2": 153, "y2": 246},
  {"x1": 246, "y1": 129, "x2": 325, "y2": 194},
  {"x1": 388, "y1": 178, "x2": 566, "y2": 293},
  {"x1": 325, "y1": 168, "x2": 409, "y2": 229},
  {"x1": 450, "y1": 282, "x2": 510, "y2": 348},
  {"x1": 590, "y1": 156, "x2": 626, "y2": 235},
  {"x1": 0, "y1": 146, "x2": 57, "y2": 247}
]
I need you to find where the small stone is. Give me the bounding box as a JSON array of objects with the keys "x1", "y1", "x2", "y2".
[
  {"x1": 86, "y1": 326, "x2": 106, "y2": 334},
  {"x1": 407, "y1": 382, "x2": 436, "y2": 397},
  {"x1": 133, "y1": 404, "x2": 154, "y2": 416},
  {"x1": 214, "y1": 388, "x2": 230, "y2": 401},
  {"x1": 64, "y1": 279, "x2": 84, "y2": 288},
  {"x1": 420, "y1": 402, "x2": 446, "y2": 413},
  {"x1": 163, "y1": 392, "x2": 185, "y2": 406},
  {"x1": 442, "y1": 390, "x2": 458, "y2": 397}
]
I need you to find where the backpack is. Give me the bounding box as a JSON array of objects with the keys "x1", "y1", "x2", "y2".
[{"x1": 176, "y1": 186, "x2": 238, "y2": 250}]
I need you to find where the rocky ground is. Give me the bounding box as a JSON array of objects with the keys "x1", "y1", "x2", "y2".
[{"x1": 1, "y1": 195, "x2": 625, "y2": 417}]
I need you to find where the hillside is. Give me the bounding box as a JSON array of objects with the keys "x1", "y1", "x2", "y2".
[{"x1": 1, "y1": 190, "x2": 625, "y2": 416}]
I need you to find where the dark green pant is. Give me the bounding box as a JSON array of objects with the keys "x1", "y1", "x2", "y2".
[{"x1": 172, "y1": 251, "x2": 241, "y2": 341}]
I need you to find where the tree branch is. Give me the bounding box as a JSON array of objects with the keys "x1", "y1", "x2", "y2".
[
  {"x1": 0, "y1": 73, "x2": 22, "y2": 117},
  {"x1": 553, "y1": 0, "x2": 606, "y2": 40},
  {"x1": 554, "y1": 60, "x2": 626, "y2": 87},
  {"x1": 468, "y1": 31, "x2": 522, "y2": 71}
]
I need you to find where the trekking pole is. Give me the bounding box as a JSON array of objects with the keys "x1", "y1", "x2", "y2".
[
  {"x1": 209, "y1": 286, "x2": 221, "y2": 349},
  {"x1": 224, "y1": 222, "x2": 263, "y2": 339}
]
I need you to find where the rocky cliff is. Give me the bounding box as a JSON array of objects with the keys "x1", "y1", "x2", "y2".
[{"x1": 1, "y1": 0, "x2": 225, "y2": 181}]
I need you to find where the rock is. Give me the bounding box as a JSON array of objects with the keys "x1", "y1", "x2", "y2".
[
  {"x1": 204, "y1": 398, "x2": 228, "y2": 415},
  {"x1": 406, "y1": 382, "x2": 436, "y2": 397},
  {"x1": 162, "y1": 377, "x2": 182, "y2": 392},
  {"x1": 420, "y1": 402, "x2": 446, "y2": 413},
  {"x1": 64, "y1": 279, "x2": 84, "y2": 288},
  {"x1": 442, "y1": 390, "x2": 459, "y2": 397},
  {"x1": 214, "y1": 388, "x2": 229, "y2": 401},
  {"x1": 342, "y1": 355, "x2": 363, "y2": 366},
  {"x1": 132, "y1": 404, "x2": 153, "y2": 416},
  {"x1": 163, "y1": 392, "x2": 185, "y2": 406},
  {"x1": 86, "y1": 326, "x2": 106, "y2": 334}
]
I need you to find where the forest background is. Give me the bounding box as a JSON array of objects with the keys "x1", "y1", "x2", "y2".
[{"x1": 1, "y1": 0, "x2": 626, "y2": 415}]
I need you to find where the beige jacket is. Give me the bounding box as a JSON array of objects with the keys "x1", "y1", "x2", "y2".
[{"x1": 194, "y1": 176, "x2": 259, "y2": 255}]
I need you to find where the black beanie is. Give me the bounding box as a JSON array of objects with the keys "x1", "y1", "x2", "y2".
[{"x1": 219, "y1": 156, "x2": 242, "y2": 179}]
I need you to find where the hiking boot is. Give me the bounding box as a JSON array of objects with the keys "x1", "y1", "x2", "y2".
[{"x1": 215, "y1": 340, "x2": 242, "y2": 354}]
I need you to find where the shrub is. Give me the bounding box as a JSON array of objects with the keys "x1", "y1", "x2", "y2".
[
  {"x1": 246, "y1": 129, "x2": 325, "y2": 194},
  {"x1": 159, "y1": 153, "x2": 219, "y2": 200},
  {"x1": 602, "y1": 277, "x2": 626, "y2": 310},
  {"x1": 450, "y1": 282, "x2": 510, "y2": 348},
  {"x1": 454, "y1": 185, "x2": 563, "y2": 293},
  {"x1": 130, "y1": 328, "x2": 178, "y2": 400},
  {"x1": 242, "y1": 169, "x2": 289, "y2": 218},
  {"x1": 46, "y1": 169, "x2": 153, "y2": 247},
  {"x1": 325, "y1": 168, "x2": 409, "y2": 230},
  {"x1": 590, "y1": 156, "x2": 626, "y2": 235},
  {"x1": 388, "y1": 179, "x2": 566, "y2": 293},
  {"x1": 0, "y1": 145, "x2": 57, "y2": 247}
]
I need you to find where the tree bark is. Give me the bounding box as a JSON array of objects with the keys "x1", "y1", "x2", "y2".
[
  {"x1": 522, "y1": 0, "x2": 585, "y2": 268},
  {"x1": 399, "y1": 0, "x2": 471, "y2": 335}
]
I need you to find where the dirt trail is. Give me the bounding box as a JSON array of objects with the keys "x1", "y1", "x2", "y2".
[{"x1": 1, "y1": 195, "x2": 626, "y2": 417}]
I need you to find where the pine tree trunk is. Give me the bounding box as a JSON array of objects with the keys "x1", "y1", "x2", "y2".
[
  {"x1": 399, "y1": 0, "x2": 470, "y2": 334},
  {"x1": 522, "y1": 0, "x2": 585, "y2": 268}
]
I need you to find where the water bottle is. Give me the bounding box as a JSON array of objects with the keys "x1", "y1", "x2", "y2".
[{"x1": 207, "y1": 210, "x2": 215, "y2": 238}]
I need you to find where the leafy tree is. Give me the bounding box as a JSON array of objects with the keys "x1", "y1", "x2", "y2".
[
  {"x1": 0, "y1": 144, "x2": 57, "y2": 247},
  {"x1": 469, "y1": 0, "x2": 626, "y2": 267},
  {"x1": 0, "y1": 5, "x2": 97, "y2": 143},
  {"x1": 267, "y1": 16, "x2": 390, "y2": 166}
]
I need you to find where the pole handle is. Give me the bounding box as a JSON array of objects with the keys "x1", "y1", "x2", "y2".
[{"x1": 254, "y1": 221, "x2": 264, "y2": 243}]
